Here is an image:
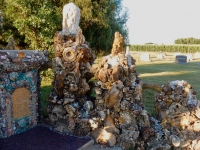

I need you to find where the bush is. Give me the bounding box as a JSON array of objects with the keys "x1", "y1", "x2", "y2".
[{"x1": 40, "y1": 68, "x2": 54, "y2": 81}]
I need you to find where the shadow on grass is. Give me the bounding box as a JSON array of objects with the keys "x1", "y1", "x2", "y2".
[{"x1": 142, "y1": 89, "x2": 157, "y2": 116}]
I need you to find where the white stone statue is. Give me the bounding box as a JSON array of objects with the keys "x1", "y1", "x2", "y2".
[{"x1": 62, "y1": 2, "x2": 80, "y2": 35}]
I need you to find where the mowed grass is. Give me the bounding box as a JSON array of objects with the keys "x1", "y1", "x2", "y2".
[{"x1": 135, "y1": 59, "x2": 200, "y2": 115}]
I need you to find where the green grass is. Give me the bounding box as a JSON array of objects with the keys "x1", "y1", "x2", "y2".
[
  {"x1": 40, "y1": 77, "x2": 53, "y2": 116},
  {"x1": 136, "y1": 60, "x2": 200, "y2": 114}
]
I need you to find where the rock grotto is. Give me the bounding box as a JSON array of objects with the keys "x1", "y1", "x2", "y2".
[
  {"x1": 45, "y1": 2, "x2": 200, "y2": 150},
  {"x1": 1, "y1": 2, "x2": 200, "y2": 150}
]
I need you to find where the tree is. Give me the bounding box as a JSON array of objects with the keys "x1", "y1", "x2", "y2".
[
  {"x1": 1, "y1": 0, "x2": 129, "y2": 55},
  {"x1": 0, "y1": 0, "x2": 19, "y2": 47},
  {"x1": 175, "y1": 37, "x2": 200, "y2": 45},
  {"x1": 4, "y1": 0, "x2": 61, "y2": 50}
]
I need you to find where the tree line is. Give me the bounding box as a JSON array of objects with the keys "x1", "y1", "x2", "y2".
[
  {"x1": 175, "y1": 37, "x2": 200, "y2": 45},
  {"x1": 130, "y1": 44, "x2": 200, "y2": 53},
  {"x1": 0, "y1": 0, "x2": 129, "y2": 55}
]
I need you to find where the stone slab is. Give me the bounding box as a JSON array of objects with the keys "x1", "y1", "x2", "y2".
[
  {"x1": 194, "y1": 52, "x2": 200, "y2": 59},
  {"x1": 87, "y1": 145, "x2": 122, "y2": 150},
  {"x1": 0, "y1": 50, "x2": 48, "y2": 72},
  {"x1": 175, "y1": 55, "x2": 187, "y2": 64},
  {"x1": 140, "y1": 53, "x2": 151, "y2": 61},
  {"x1": 186, "y1": 54, "x2": 193, "y2": 61}
]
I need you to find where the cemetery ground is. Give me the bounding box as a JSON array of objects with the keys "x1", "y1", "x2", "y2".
[
  {"x1": 132, "y1": 51, "x2": 200, "y2": 114},
  {"x1": 41, "y1": 51, "x2": 200, "y2": 116}
]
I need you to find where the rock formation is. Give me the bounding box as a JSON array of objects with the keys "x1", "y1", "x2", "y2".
[
  {"x1": 91, "y1": 32, "x2": 167, "y2": 149},
  {"x1": 46, "y1": 2, "x2": 96, "y2": 135},
  {"x1": 45, "y1": 2, "x2": 200, "y2": 150},
  {"x1": 155, "y1": 80, "x2": 200, "y2": 150}
]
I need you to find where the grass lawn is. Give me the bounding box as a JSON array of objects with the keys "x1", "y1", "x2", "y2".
[
  {"x1": 136, "y1": 59, "x2": 200, "y2": 115},
  {"x1": 40, "y1": 54, "x2": 200, "y2": 116},
  {"x1": 40, "y1": 77, "x2": 53, "y2": 116}
]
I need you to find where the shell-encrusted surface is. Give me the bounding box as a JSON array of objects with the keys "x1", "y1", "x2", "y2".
[
  {"x1": 0, "y1": 50, "x2": 48, "y2": 138},
  {"x1": 0, "y1": 50, "x2": 48, "y2": 72}
]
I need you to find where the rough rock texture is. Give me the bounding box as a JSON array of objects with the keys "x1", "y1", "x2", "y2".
[
  {"x1": 46, "y1": 27, "x2": 172, "y2": 149},
  {"x1": 111, "y1": 32, "x2": 124, "y2": 56},
  {"x1": 90, "y1": 32, "x2": 170, "y2": 150},
  {"x1": 47, "y1": 29, "x2": 95, "y2": 134},
  {"x1": 0, "y1": 50, "x2": 48, "y2": 72},
  {"x1": 46, "y1": 3, "x2": 96, "y2": 136},
  {"x1": 155, "y1": 80, "x2": 200, "y2": 150},
  {"x1": 62, "y1": 2, "x2": 80, "y2": 35},
  {"x1": 0, "y1": 50, "x2": 48, "y2": 138},
  {"x1": 45, "y1": 3, "x2": 200, "y2": 150}
]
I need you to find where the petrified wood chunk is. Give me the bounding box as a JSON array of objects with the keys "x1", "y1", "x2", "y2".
[
  {"x1": 104, "y1": 81, "x2": 124, "y2": 108},
  {"x1": 75, "y1": 26, "x2": 85, "y2": 45},
  {"x1": 5, "y1": 36, "x2": 16, "y2": 50},
  {"x1": 111, "y1": 32, "x2": 124, "y2": 56}
]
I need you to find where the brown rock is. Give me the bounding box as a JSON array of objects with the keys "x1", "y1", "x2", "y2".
[
  {"x1": 104, "y1": 81, "x2": 124, "y2": 108},
  {"x1": 111, "y1": 32, "x2": 124, "y2": 56},
  {"x1": 91, "y1": 128, "x2": 116, "y2": 146}
]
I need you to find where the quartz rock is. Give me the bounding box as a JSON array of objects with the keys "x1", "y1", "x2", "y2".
[{"x1": 62, "y1": 2, "x2": 80, "y2": 35}]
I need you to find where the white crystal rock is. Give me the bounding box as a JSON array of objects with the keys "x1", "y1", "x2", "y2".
[{"x1": 62, "y1": 2, "x2": 80, "y2": 35}]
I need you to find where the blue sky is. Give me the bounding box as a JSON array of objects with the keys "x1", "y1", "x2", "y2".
[{"x1": 122, "y1": 0, "x2": 200, "y2": 44}]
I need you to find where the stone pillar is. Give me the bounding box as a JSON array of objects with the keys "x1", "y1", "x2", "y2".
[{"x1": 46, "y1": 3, "x2": 96, "y2": 135}]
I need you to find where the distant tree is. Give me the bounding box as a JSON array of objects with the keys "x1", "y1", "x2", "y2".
[
  {"x1": 175, "y1": 37, "x2": 200, "y2": 44},
  {"x1": 145, "y1": 42, "x2": 154, "y2": 45}
]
